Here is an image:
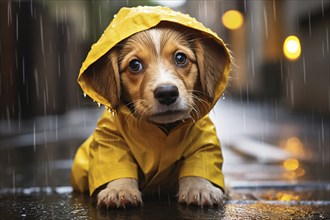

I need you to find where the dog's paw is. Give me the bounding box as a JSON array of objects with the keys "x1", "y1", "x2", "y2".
[
  {"x1": 97, "y1": 178, "x2": 142, "y2": 209},
  {"x1": 178, "y1": 176, "x2": 224, "y2": 207}
]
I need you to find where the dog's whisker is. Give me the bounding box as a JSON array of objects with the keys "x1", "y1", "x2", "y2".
[
  {"x1": 190, "y1": 93, "x2": 210, "y2": 112},
  {"x1": 186, "y1": 102, "x2": 199, "y2": 119}
]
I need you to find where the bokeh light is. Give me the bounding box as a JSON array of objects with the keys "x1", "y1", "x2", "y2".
[
  {"x1": 222, "y1": 10, "x2": 244, "y2": 30},
  {"x1": 283, "y1": 158, "x2": 300, "y2": 171},
  {"x1": 284, "y1": 137, "x2": 306, "y2": 158},
  {"x1": 283, "y1": 35, "x2": 301, "y2": 60}
]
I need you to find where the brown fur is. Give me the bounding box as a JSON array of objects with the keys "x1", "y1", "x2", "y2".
[{"x1": 83, "y1": 49, "x2": 121, "y2": 108}]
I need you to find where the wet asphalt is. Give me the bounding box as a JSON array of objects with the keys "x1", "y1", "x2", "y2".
[{"x1": 0, "y1": 99, "x2": 329, "y2": 219}]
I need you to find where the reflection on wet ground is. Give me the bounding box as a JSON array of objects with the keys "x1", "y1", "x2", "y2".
[{"x1": 0, "y1": 99, "x2": 329, "y2": 219}]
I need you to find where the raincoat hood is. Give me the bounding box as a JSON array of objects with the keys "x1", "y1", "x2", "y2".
[{"x1": 78, "y1": 5, "x2": 231, "y2": 114}]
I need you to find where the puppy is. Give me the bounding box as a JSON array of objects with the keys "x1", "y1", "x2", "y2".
[{"x1": 83, "y1": 24, "x2": 228, "y2": 208}]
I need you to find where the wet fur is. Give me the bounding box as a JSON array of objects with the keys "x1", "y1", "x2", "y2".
[{"x1": 84, "y1": 24, "x2": 227, "y2": 208}]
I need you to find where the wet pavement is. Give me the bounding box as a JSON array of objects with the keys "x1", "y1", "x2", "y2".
[
  {"x1": 0, "y1": 99, "x2": 329, "y2": 219},
  {"x1": 0, "y1": 187, "x2": 329, "y2": 219}
]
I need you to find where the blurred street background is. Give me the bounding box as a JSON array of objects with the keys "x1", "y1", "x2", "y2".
[{"x1": 0, "y1": 0, "x2": 329, "y2": 219}]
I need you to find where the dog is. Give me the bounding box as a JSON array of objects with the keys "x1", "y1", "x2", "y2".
[{"x1": 81, "y1": 23, "x2": 229, "y2": 208}]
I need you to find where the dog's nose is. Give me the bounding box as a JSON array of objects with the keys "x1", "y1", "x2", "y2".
[{"x1": 154, "y1": 85, "x2": 179, "y2": 105}]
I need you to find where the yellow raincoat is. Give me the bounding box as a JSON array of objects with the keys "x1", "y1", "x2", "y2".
[{"x1": 71, "y1": 6, "x2": 231, "y2": 196}]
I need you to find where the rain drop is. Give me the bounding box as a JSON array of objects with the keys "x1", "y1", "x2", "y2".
[
  {"x1": 6, "y1": 107, "x2": 11, "y2": 132},
  {"x1": 34, "y1": 69, "x2": 39, "y2": 99},
  {"x1": 328, "y1": 87, "x2": 330, "y2": 111},
  {"x1": 290, "y1": 80, "x2": 294, "y2": 105},
  {"x1": 98, "y1": 5, "x2": 102, "y2": 26},
  {"x1": 58, "y1": 54, "x2": 61, "y2": 77},
  {"x1": 30, "y1": 0, "x2": 33, "y2": 17},
  {"x1": 326, "y1": 26, "x2": 329, "y2": 53},
  {"x1": 40, "y1": 15, "x2": 44, "y2": 55},
  {"x1": 83, "y1": 93, "x2": 87, "y2": 97},
  {"x1": 308, "y1": 11, "x2": 312, "y2": 37},
  {"x1": 16, "y1": 13, "x2": 19, "y2": 41},
  {"x1": 55, "y1": 115, "x2": 58, "y2": 141},
  {"x1": 302, "y1": 56, "x2": 306, "y2": 84},
  {"x1": 7, "y1": 1, "x2": 12, "y2": 26},
  {"x1": 251, "y1": 49, "x2": 255, "y2": 77},
  {"x1": 263, "y1": 6, "x2": 268, "y2": 39},
  {"x1": 82, "y1": 10, "x2": 86, "y2": 40},
  {"x1": 321, "y1": 118, "x2": 324, "y2": 144},
  {"x1": 55, "y1": 4, "x2": 59, "y2": 25},
  {"x1": 97, "y1": 102, "x2": 101, "y2": 107},
  {"x1": 12, "y1": 168, "x2": 16, "y2": 193},
  {"x1": 22, "y1": 57, "x2": 25, "y2": 84},
  {"x1": 250, "y1": 12, "x2": 254, "y2": 33},
  {"x1": 33, "y1": 123, "x2": 36, "y2": 152}
]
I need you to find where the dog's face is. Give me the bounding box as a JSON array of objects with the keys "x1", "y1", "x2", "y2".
[
  {"x1": 119, "y1": 28, "x2": 199, "y2": 124},
  {"x1": 85, "y1": 24, "x2": 227, "y2": 124}
]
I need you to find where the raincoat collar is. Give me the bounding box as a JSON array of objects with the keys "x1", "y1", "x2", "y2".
[{"x1": 112, "y1": 104, "x2": 192, "y2": 135}]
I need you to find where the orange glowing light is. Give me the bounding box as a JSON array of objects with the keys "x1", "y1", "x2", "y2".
[
  {"x1": 276, "y1": 192, "x2": 300, "y2": 202},
  {"x1": 285, "y1": 137, "x2": 305, "y2": 158},
  {"x1": 295, "y1": 168, "x2": 305, "y2": 177},
  {"x1": 222, "y1": 10, "x2": 244, "y2": 30},
  {"x1": 283, "y1": 158, "x2": 299, "y2": 171}
]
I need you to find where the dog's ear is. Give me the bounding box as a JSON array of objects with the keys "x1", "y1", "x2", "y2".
[
  {"x1": 83, "y1": 48, "x2": 120, "y2": 108},
  {"x1": 194, "y1": 38, "x2": 227, "y2": 101}
]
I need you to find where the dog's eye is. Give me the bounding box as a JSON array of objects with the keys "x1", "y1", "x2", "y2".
[
  {"x1": 174, "y1": 52, "x2": 188, "y2": 67},
  {"x1": 129, "y1": 59, "x2": 143, "y2": 73}
]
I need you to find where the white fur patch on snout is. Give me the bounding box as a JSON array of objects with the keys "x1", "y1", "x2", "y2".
[
  {"x1": 149, "y1": 29, "x2": 180, "y2": 92},
  {"x1": 153, "y1": 68, "x2": 180, "y2": 93}
]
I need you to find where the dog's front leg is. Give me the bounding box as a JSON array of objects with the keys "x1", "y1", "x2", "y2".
[
  {"x1": 178, "y1": 176, "x2": 224, "y2": 207},
  {"x1": 97, "y1": 178, "x2": 142, "y2": 208}
]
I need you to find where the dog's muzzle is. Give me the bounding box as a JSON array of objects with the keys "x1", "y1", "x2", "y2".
[{"x1": 154, "y1": 85, "x2": 179, "y2": 106}]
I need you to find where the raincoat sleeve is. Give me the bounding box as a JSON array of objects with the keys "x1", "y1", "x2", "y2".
[
  {"x1": 88, "y1": 110, "x2": 138, "y2": 195},
  {"x1": 179, "y1": 115, "x2": 225, "y2": 191}
]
